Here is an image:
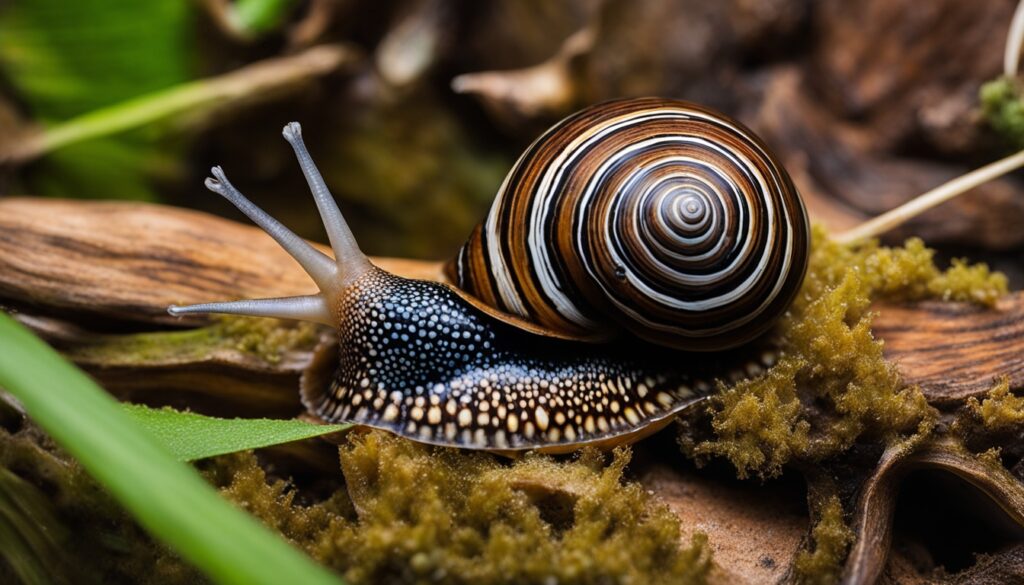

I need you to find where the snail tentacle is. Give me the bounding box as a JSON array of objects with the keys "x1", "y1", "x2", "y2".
[
  {"x1": 168, "y1": 294, "x2": 333, "y2": 325},
  {"x1": 205, "y1": 165, "x2": 338, "y2": 290},
  {"x1": 282, "y1": 122, "x2": 371, "y2": 285}
]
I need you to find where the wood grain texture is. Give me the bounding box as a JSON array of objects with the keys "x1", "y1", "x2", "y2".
[
  {"x1": 873, "y1": 295, "x2": 1024, "y2": 405},
  {"x1": 0, "y1": 198, "x2": 444, "y2": 326}
]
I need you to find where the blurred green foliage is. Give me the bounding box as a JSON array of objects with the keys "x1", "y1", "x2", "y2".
[
  {"x1": 0, "y1": 0, "x2": 195, "y2": 200},
  {"x1": 0, "y1": 1, "x2": 193, "y2": 118},
  {"x1": 981, "y1": 77, "x2": 1024, "y2": 148}
]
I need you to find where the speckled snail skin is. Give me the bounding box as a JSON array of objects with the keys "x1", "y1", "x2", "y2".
[{"x1": 168, "y1": 98, "x2": 810, "y2": 453}]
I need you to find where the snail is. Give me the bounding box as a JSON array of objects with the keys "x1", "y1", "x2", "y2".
[{"x1": 168, "y1": 98, "x2": 809, "y2": 452}]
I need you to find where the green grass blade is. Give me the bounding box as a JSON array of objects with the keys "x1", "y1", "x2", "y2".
[
  {"x1": 0, "y1": 313, "x2": 342, "y2": 585},
  {"x1": 123, "y1": 404, "x2": 350, "y2": 462}
]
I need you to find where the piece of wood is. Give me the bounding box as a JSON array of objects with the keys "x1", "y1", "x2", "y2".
[
  {"x1": 0, "y1": 197, "x2": 444, "y2": 326},
  {"x1": 873, "y1": 295, "x2": 1024, "y2": 405},
  {"x1": 637, "y1": 460, "x2": 808, "y2": 585}
]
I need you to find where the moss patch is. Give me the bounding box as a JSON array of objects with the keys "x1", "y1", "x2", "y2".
[
  {"x1": 981, "y1": 77, "x2": 1024, "y2": 147},
  {"x1": 964, "y1": 377, "x2": 1024, "y2": 432},
  {"x1": 793, "y1": 496, "x2": 854, "y2": 585},
  {"x1": 64, "y1": 316, "x2": 321, "y2": 366},
  {"x1": 682, "y1": 228, "x2": 1005, "y2": 479},
  {"x1": 313, "y1": 432, "x2": 708, "y2": 584},
  {"x1": 0, "y1": 425, "x2": 709, "y2": 585},
  {"x1": 952, "y1": 378, "x2": 1024, "y2": 464}
]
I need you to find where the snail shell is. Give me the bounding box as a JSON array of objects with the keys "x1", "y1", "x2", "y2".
[
  {"x1": 168, "y1": 102, "x2": 807, "y2": 451},
  {"x1": 448, "y1": 98, "x2": 809, "y2": 351}
]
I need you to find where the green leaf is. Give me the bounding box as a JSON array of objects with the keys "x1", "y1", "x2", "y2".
[
  {"x1": 123, "y1": 404, "x2": 350, "y2": 462},
  {"x1": 0, "y1": 313, "x2": 342, "y2": 585}
]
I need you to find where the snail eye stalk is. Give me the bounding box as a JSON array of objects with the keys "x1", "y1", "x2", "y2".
[
  {"x1": 168, "y1": 123, "x2": 371, "y2": 324},
  {"x1": 282, "y1": 122, "x2": 370, "y2": 284}
]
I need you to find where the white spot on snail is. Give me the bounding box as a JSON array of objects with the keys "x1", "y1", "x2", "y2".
[
  {"x1": 458, "y1": 409, "x2": 472, "y2": 427},
  {"x1": 535, "y1": 406, "x2": 550, "y2": 431},
  {"x1": 564, "y1": 426, "x2": 577, "y2": 442},
  {"x1": 428, "y1": 406, "x2": 442, "y2": 424},
  {"x1": 624, "y1": 407, "x2": 640, "y2": 425}
]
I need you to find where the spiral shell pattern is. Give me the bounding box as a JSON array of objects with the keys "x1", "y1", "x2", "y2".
[{"x1": 447, "y1": 98, "x2": 809, "y2": 351}]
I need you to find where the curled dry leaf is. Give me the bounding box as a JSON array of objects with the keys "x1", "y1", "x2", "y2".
[
  {"x1": 452, "y1": 26, "x2": 595, "y2": 126},
  {"x1": 752, "y1": 67, "x2": 1024, "y2": 250},
  {"x1": 841, "y1": 438, "x2": 1024, "y2": 585}
]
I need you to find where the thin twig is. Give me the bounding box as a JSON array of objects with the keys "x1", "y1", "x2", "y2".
[
  {"x1": 0, "y1": 44, "x2": 357, "y2": 166},
  {"x1": 836, "y1": 149, "x2": 1024, "y2": 244},
  {"x1": 1006, "y1": 0, "x2": 1024, "y2": 77}
]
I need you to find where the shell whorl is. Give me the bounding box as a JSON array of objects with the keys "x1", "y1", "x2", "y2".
[{"x1": 447, "y1": 98, "x2": 809, "y2": 351}]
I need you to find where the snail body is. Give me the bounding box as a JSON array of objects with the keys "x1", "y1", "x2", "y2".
[{"x1": 168, "y1": 99, "x2": 808, "y2": 451}]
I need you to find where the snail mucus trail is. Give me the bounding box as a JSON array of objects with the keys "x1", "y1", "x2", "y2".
[{"x1": 169, "y1": 98, "x2": 809, "y2": 453}]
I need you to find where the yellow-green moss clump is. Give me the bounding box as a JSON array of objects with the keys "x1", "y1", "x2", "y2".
[
  {"x1": 963, "y1": 377, "x2": 1024, "y2": 432},
  {"x1": 981, "y1": 77, "x2": 1024, "y2": 147},
  {"x1": 792, "y1": 496, "x2": 854, "y2": 585},
  {"x1": 216, "y1": 432, "x2": 710, "y2": 585},
  {"x1": 213, "y1": 316, "x2": 321, "y2": 364},
  {"x1": 952, "y1": 378, "x2": 1024, "y2": 459},
  {"x1": 0, "y1": 425, "x2": 709, "y2": 585},
  {"x1": 683, "y1": 228, "x2": 1005, "y2": 479}
]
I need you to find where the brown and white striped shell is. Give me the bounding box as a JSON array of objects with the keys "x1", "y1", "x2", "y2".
[{"x1": 448, "y1": 98, "x2": 809, "y2": 351}]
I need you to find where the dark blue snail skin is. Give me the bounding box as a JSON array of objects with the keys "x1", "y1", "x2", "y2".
[{"x1": 302, "y1": 268, "x2": 777, "y2": 452}]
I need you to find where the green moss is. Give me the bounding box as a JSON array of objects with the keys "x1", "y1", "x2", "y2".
[
  {"x1": 964, "y1": 377, "x2": 1024, "y2": 432},
  {"x1": 793, "y1": 496, "x2": 854, "y2": 585},
  {"x1": 214, "y1": 316, "x2": 321, "y2": 364},
  {"x1": 0, "y1": 425, "x2": 709, "y2": 585},
  {"x1": 64, "y1": 316, "x2": 321, "y2": 366},
  {"x1": 688, "y1": 358, "x2": 810, "y2": 479},
  {"x1": 308, "y1": 432, "x2": 710, "y2": 584},
  {"x1": 980, "y1": 77, "x2": 1024, "y2": 147},
  {"x1": 682, "y1": 227, "x2": 1007, "y2": 479},
  {"x1": 802, "y1": 229, "x2": 1006, "y2": 309}
]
